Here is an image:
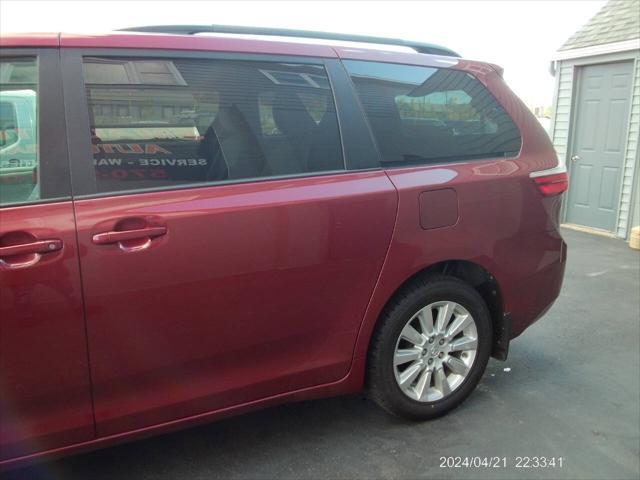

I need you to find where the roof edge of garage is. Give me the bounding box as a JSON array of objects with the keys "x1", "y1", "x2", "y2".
[{"x1": 553, "y1": 38, "x2": 640, "y2": 61}]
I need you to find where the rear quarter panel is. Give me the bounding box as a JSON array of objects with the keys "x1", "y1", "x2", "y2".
[{"x1": 336, "y1": 54, "x2": 565, "y2": 377}]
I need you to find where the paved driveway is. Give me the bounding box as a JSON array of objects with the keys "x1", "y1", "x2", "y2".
[{"x1": 4, "y1": 228, "x2": 640, "y2": 480}]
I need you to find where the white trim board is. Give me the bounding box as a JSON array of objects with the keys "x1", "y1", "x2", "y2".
[{"x1": 554, "y1": 39, "x2": 640, "y2": 61}]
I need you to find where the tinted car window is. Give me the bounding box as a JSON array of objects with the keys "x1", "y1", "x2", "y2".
[
  {"x1": 83, "y1": 58, "x2": 343, "y2": 194},
  {"x1": 343, "y1": 60, "x2": 522, "y2": 166},
  {"x1": 0, "y1": 58, "x2": 38, "y2": 205}
]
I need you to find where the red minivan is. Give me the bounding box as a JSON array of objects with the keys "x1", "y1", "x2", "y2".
[{"x1": 0, "y1": 25, "x2": 566, "y2": 469}]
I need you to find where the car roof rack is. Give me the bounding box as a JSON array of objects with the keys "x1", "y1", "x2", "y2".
[{"x1": 118, "y1": 24, "x2": 461, "y2": 57}]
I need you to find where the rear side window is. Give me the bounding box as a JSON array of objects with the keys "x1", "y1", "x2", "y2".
[
  {"x1": 343, "y1": 60, "x2": 521, "y2": 166},
  {"x1": 83, "y1": 58, "x2": 343, "y2": 194},
  {"x1": 0, "y1": 57, "x2": 38, "y2": 205}
]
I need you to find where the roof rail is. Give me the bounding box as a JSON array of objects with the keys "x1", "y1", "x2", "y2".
[{"x1": 118, "y1": 24, "x2": 461, "y2": 57}]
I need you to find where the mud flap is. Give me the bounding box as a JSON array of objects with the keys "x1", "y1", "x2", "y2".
[{"x1": 491, "y1": 312, "x2": 511, "y2": 360}]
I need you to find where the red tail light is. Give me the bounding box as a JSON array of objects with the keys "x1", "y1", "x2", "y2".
[{"x1": 533, "y1": 172, "x2": 568, "y2": 197}]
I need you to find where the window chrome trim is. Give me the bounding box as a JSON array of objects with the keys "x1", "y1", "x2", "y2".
[{"x1": 70, "y1": 168, "x2": 380, "y2": 201}]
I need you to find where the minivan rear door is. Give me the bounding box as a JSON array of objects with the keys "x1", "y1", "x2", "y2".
[{"x1": 62, "y1": 49, "x2": 396, "y2": 437}]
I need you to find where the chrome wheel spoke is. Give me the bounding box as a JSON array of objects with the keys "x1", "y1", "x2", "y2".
[
  {"x1": 400, "y1": 324, "x2": 425, "y2": 347},
  {"x1": 394, "y1": 348, "x2": 421, "y2": 366},
  {"x1": 448, "y1": 336, "x2": 477, "y2": 353},
  {"x1": 445, "y1": 356, "x2": 469, "y2": 375},
  {"x1": 435, "y1": 302, "x2": 455, "y2": 333},
  {"x1": 415, "y1": 367, "x2": 432, "y2": 401},
  {"x1": 446, "y1": 313, "x2": 472, "y2": 339},
  {"x1": 434, "y1": 365, "x2": 451, "y2": 396},
  {"x1": 398, "y1": 362, "x2": 424, "y2": 388},
  {"x1": 417, "y1": 308, "x2": 435, "y2": 336}
]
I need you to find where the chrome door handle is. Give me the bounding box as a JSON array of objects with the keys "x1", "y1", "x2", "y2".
[{"x1": 571, "y1": 155, "x2": 581, "y2": 162}]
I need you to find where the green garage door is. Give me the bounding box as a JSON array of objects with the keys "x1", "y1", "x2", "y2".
[{"x1": 566, "y1": 61, "x2": 633, "y2": 232}]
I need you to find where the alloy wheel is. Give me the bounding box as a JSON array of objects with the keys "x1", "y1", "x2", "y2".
[{"x1": 393, "y1": 301, "x2": 478, "y2": 402}]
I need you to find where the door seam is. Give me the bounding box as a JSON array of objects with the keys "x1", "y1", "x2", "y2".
[{"x1": 58, "y1": 45, "x2": 98, "y2": 438}]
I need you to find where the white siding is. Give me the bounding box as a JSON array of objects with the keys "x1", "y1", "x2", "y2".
[
  {"x1": 617, "y1": 59, "x2": 640, "y2": 236},
  {"x1": 551, "y1": 63, "x2": 574, "y2": 167}
]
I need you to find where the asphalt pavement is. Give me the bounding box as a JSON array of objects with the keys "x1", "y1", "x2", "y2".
[{"x1": 4, "y1": 227, "x2": 639, "y2": 480}]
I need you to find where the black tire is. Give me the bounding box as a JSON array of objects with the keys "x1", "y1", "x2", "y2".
[{"x1": 367, "y1": 274, "x2": 492, "y2": 420}]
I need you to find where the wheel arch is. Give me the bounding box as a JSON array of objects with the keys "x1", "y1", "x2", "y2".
[{"x1": 372, "y1": 259, "x2": 510, "y2": 361}]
